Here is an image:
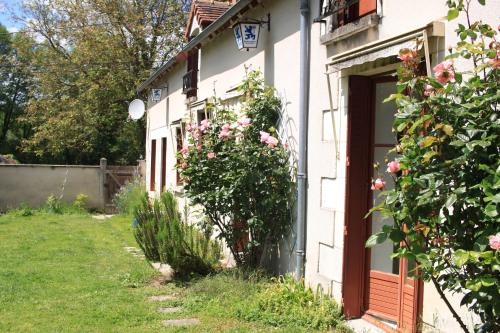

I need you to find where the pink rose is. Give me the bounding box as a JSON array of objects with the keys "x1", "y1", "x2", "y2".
[
  {"x1": 199, "y1": 119, "x2": 210, "y2": 131},
  {"x1": 282, "y1": 141, "x2": 289, "y2": 149},
  {"x1": 219, "y1": 129, "x2": 230, "y2": 139},
  {"x1": 387, "y1": 160, "x2": 401, "y2": 174},
  {"x1": 186, "y1": 123, "x2": 193, "y2": 132},
  {"x1": 192, "y1": 130, "x2": 201, "y2": 139},
  {"x1": 181, "y1": 162, "x2": 188, "y2": 169},
  {"x1": 196, "y1": 144, "x2": 202, "y2": 151},
  {"x1": 371, "y1": 178, "x2": 386, "y2": 191},
  {"x1": 260, "y1": 131, "x2": 270, "y2": 142},
  {"x1": 433, "y1": 60, "x2": 455, "y2": 84},
  {"x1": 207, "y1": 152, "x2": 216, "y2": 159},
  {"x1": 424, "y1": 84, "x2": 433, "y2": 97},
  {"x1": 266, "y1": 136, "x2": 279, "y2": 148},
  {"x1": 489, "y1": 234, "x2": 500, "y2": 250},
  {"x1": 180, "y1": 143, "x2": 189, "y2": 157},
  {"x1": 237, "y1": 118, "x2": 251, "y2": 126},
  {"x1": 222, "y1": 123, "x2": 231, "y2": 131}
]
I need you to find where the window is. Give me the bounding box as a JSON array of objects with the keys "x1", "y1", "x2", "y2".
[
  {"x1": 196, "y1": 109, "x2": 212, "y2": 125},
  {"x1": 183, "y1": 50, "x2": 198, "y2": 98},
  {"x1": 150, "y1": 139, "x2": 156, "y2": 191},
  {"x1": 317, "y1": 0, "x2": 376, "y2": 30},
  {"x1": 161, "y1": 137, "x2": 167, "y2": 192}
]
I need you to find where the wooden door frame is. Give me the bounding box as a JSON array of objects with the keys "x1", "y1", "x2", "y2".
[{"x1": 342, "y1": 75, "x2": 423, "y2": 332}]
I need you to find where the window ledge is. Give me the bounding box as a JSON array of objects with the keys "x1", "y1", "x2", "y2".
[{"x1": 320, "y1": 14, "x2": 380, "y2": 46}]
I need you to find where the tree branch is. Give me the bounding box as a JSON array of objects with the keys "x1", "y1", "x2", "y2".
[{"x1": 430, "y1": 275, "x2": 470, "y2": 333}]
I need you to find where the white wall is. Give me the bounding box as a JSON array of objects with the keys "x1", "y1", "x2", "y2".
[
  {"x1": 144, "y1": 0, "x2": 499, "y2": 329},
  {"x1": 313, "y1": 0, "x2": 497, "y2": 330}
]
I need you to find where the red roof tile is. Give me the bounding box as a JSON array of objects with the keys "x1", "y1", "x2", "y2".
[{"x1": 185, "y1": 0, "x2": 233, "y2": 39}]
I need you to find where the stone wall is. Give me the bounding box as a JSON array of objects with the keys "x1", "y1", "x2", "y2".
[{"x1": 0, "y1": 163, "x2": 105, "y2": 211}]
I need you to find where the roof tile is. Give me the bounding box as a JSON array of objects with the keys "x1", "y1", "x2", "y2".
[{"x1": 186, "y1": 0, "x2": 233, "y2": 39}]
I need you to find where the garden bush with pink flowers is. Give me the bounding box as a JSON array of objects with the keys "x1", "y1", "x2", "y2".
[
  {"x1": 366, "y1": 1, "x2": 499, "y2": 332},
  {"x1": 177, "y1": 70, "x2": 294, "y2": 268}
]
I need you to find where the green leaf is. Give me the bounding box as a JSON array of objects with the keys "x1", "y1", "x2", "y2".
[
  {"x1": 366, "y1": 232, "x2": 388, "y2": 248},
  {"x1": 454, "y1": 249, "x2": 469, "y2": 266},
  {"x1": 445, "y1": 194, "x2": 457, "y2": 209},
  {"x1": 480, "y1": 277, "x2": 495, "y2": 287},
  {"x1": 465, "y1": 279, "x2": 482, "y2": 291},
  {"x1": 396, "y1": 122, "x2": 407, "y2": 132},
  {"x1": 364, "y1": 200, "x2": 386, "y2": 218},
  {"x1": 478, "y1": 0, "x2": 485, "y2": 5},
  {"x1": 389, "y1": 229, "x2": 406, "y2": 243},
  {"x1": 416, "y1": 253, "x2": 431, "y2": 269},
  {"x1": 447, "y1": 8, "x2": 460, "y2": 20},
  {"x1": 484, "y1": 203, "x2": 498, "y2": 217},
  {"x1": 383, "y1": 94, "x2": 402, "y2": 103},
  {"x1": 423, "y1": 151, "x2": 438, "y2": 163},
  {"x1": 420, "y1": 136, "x2": 438, "y2": 148},
  {"x1": 386, "y1": 191, "x2": 399, "y2": 205}
]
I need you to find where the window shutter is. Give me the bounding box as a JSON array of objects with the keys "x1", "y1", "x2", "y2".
[
  {"x1": 358, "y1": 0, "x2": 376, "y2": 16},
  {"x1": 150, "y1": 139, "x2": 156, "y2": 191}
]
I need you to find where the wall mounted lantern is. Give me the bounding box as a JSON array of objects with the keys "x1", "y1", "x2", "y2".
[
  {"x1": 233, "y1": 13, "x2": 270, "y2": 51},
  {"x1": 151, "y1": 89, "x2": 162, "y2": 102}
]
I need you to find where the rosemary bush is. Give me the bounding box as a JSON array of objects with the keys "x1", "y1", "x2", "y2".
[{"x1": 133, "y1": 191, "x2": 220, "y2": 276}]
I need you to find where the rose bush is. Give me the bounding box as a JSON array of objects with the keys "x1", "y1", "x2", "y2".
[
  {"x1": 177, "y1": 70, "x2": 294, "y2": 268},
  {"x1": 367, "y1": 1, "x2": 499, "y2": 332}
]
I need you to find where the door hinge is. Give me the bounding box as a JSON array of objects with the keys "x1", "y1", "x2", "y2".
[
  {"x1": 344, "y1": 225, "x2": 348, "y2": 236},
  {"x1": 346, "y1": 156, "x2": 350, "y2": 167}
]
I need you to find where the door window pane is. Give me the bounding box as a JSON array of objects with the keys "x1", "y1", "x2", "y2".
[{"x1": 370, "y1": 81, "x2": 398, "y2": 274}]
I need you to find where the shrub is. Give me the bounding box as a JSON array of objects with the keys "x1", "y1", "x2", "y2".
[
  {"x1": 178, "y1": 70, "x2": 294, "y2": 268},
  {"x1": 45, "y1": 195, "x2": 62, "y2": 214},
  {"x1": 72, "y1": 193, "x2": 89, "y2": 210},
  {"x1": 113, "y1": 178, "x2": 146, "y2": 215},
  {"x1": 366, "y1": 2, "x2": 499, "y2": 332},
  {"x1": 15, "y1": 203, "x2": 34, "y2": 217},
  {"x1": 133, "y1": 191, "x2": 221, "y2": 276},
  {"x1": 237, "y1": 274, "x2": 352, "y2": 332}
]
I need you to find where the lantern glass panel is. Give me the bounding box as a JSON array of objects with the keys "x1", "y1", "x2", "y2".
[
  {"x1": 233, "y1": 25, "x2": 244, "y2": 50},
  {"x1": 241, "y1": 23, "x2": 260, "y2": 49}
]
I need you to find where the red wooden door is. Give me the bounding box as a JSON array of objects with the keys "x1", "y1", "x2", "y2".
[
  {"x1": 344, "y1": 76, "x2": 422, "y2": 332},
  {"x1": 364, "y1": 78, "x2": 421, "y2": 332}
]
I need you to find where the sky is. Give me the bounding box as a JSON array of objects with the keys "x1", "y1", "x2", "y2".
[{"x1": 0, "y1": 0, "x2": 24, "y2": 31}]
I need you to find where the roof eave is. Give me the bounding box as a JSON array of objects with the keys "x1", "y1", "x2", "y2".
[{"x1": 137, "y1": 0, "x2": 254, "y2": 94}]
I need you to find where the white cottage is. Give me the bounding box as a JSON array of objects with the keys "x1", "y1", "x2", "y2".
[{"x1": 137, "y1": 0, "x2": 499, "y2": 332}]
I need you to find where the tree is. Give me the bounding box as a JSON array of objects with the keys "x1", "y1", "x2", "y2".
[
  {"x1": 0, "y1": 23, "x2": 30, "y2": 158},
  {"x1": 13, "y1": 0, "x2": 186, "y2": 164},
  {"x1": 366, "y1": 1, "x2": 499, "y2": 332}
]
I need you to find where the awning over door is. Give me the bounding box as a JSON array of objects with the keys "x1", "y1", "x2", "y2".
[{"x1": 326, "y1": 21, "x2": 445, "y2": 74}]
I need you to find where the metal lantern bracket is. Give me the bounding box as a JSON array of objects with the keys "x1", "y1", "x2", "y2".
[{"x1": 238, "y1": 13, "x2": 271, "y2": 31}]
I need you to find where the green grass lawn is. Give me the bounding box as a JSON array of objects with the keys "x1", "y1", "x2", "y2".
[{"x1": 0, "y1": 212, "x2": 345, "y2": 333}]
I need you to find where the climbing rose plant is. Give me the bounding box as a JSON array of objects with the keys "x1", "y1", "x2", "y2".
[
  {"x1": 177, "y1": 71, "x2": 294, "y2": 268},
  {"x1": 367, "y1": 1, "x2": 499, "y2": 332}
]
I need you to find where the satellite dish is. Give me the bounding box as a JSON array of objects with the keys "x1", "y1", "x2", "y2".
[{"x1": 128, "y1": 99, "x2": 145, "y2": 120}]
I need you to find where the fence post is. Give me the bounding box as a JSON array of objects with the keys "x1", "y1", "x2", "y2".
[{"x1": 99, "y1": 158, "x2": 107, "y2": 211}]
